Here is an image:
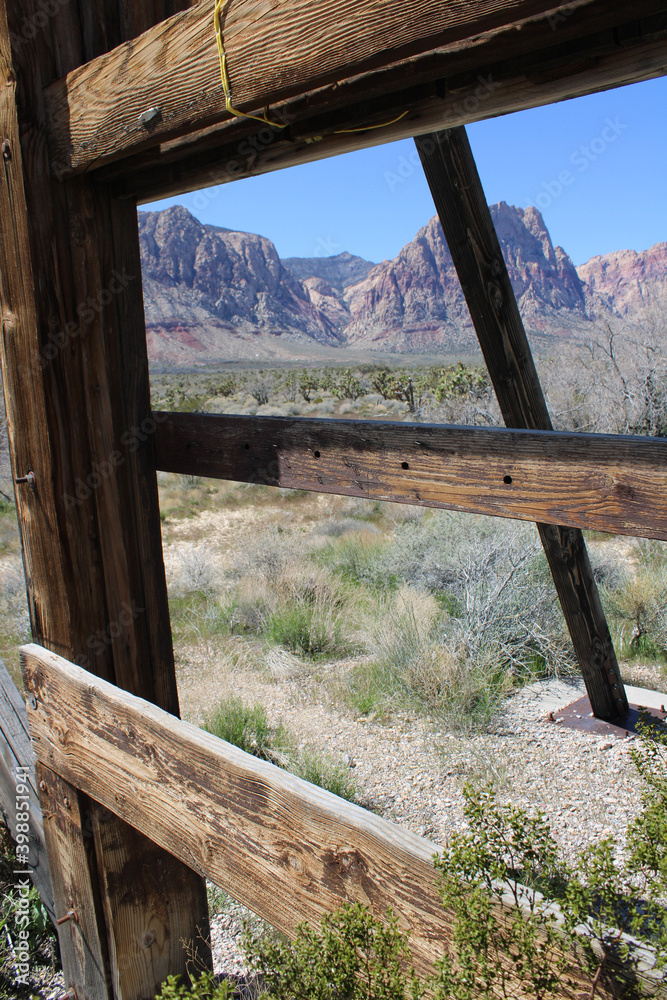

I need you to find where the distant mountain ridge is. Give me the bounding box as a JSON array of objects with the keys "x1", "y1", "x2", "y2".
[
  {"x1": 281, "y1": 251, "x2": 376, "y2": 293},
  {"x1": 138, "y1": 204, "x2": 666, "y2": 367}
]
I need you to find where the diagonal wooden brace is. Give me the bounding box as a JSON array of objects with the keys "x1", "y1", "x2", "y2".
[{"x1": 415, "y1": 126, "x2": 628, "y2": 721}]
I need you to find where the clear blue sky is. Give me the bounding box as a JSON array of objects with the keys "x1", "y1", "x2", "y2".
[{"x1": 141, "y1": 76, "x2": 667, "y2": 267}]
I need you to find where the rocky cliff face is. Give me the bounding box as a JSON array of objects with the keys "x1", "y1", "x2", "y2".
[
  {"x1": 139, "y1": 206, "x2": 345, "y2": 363},
  {"x1": 577, "y1": 242, "x2": 667, "y2": 320},
  {"x1": 139, "y1": 203, "x2": 664, "y2": 367},
  {"x1": 343, "y1": 204, "x2": 591, "y2": 351},
  {"x1": 281, "y1": 251, "x2": 375, "y2": 292}
]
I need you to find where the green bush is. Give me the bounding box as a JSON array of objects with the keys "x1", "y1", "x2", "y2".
[
  {"x1": 155, "y1": 971, "x2": 233, "y2": 999},
  {"x1": 203, "y1": 697, "x2": 290, "y2": 761},
  {"x1": 266, "y1": 604, "x2": 330, "y2": 656},
  {"x1": 601, "y1": 568, "x2": 667, "y2": 662},
  {"x1": 246, "y1": 901, "x2": 421, "y2": 1000},
  {"x1": 288, "y1": 749, "x2": 356, "y2": 802},
  {"x1": 203, "y1": 697, "x2": 355, "y2": 800}
]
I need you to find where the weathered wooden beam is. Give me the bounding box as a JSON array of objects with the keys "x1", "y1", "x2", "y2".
[
  {"x1": 416, "y1": 126, "x2": 628, "y2": 722},
  {"x1": 44, "y1": 0, "x2": 667, "y2": 180},
  {"x1": 154, "y1": 413, "x2": 667, "y2": 542},
  {"x1": 108, "y1": 12, "x2": 667, "y2": 203},
  {"x1": 21, "y1": 644, "x2": 448, "y2": 981},
  {"x1": 0, "y1": 659, "x2": 54, "y2": 923},
  {"x1": 0, "y1": 2, "x2": 210, "y2": 996},
  {"x1": 35, "y1": 765, "x2": 112, "y2": 1000},
  {"x1": 24, "y1": 643, "x2": 659, "y2": 998}
]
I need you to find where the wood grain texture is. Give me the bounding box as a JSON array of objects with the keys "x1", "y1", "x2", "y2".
[
  {"x1": 416, "y1": 126, "x2": 628, "y2": 721},
  {"x1": 0, "y1": 659, "x2": 54, "y2": 922},
  {"x1": 154, "y1": 413, "x2": 667, "y2": 542},
  {"x1": 92, "y1": 809, "x2": 209, "y2": 999},
  {"x1": 44, "y1": 0, "x2": 667, "y2": 177},
  {"x1": 21, "y1": 644, "x2": 450, "y2": 980},
  {"x1": 107, "y1": 12, "x2": 667, "y2": 202},
  {"x1": 1, "y1": 2, "x2": 210, "y2": 995},
  {"x1": 23, "y1": 645, "x2": 666, "y2": 998},
  {"x1": 36, "y1": 764, "x2": 112, "y2": 1000}
]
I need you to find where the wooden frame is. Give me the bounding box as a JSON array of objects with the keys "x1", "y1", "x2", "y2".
[
  {"x1": 155, "y1": 413, "x2": 667, "y2": 540},
  {"x1": 0, "y1": 0, "x2": 665, "y2": 995}
]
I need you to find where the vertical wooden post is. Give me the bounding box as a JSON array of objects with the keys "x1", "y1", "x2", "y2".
[
  {"x1": 0, "y1": 2, "x2": 210, "y2": 997},
  {"x1": 416, "y1": 127, "x2": 628, "y2": 721}
]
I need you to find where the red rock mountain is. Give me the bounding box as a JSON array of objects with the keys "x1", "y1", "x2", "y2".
[
  {"x1": 577, "y1": 242, "x2": 667, "y2": 319},
  {"x1": 139, "y1": 204, "x2": 665, "y2": 366}
]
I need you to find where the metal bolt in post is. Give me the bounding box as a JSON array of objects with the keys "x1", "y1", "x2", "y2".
[
  {"x1": 56, "y1": 908, "x2": 78, "y2": 926},
  {"x1": 15, "y1": 471, "x2": 36, "y2": 487}
]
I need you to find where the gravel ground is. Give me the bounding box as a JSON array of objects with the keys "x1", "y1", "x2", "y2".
[
  {"x1": 198, "y1": 672, "x2": 665, "y2": 982},
  {"x1": 26, "y1": 672, "x2": 666, "y2": 995}
]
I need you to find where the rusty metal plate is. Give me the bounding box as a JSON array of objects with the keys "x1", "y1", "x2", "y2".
[{"x1": 548, "y1": 695, "x2": 667, "y2": 739}]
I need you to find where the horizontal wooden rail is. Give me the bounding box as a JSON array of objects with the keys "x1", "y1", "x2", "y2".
[
  {"x1": 154, "y1": 412, "x2": 667, "y2": 541},
  {"x1": 22, "y1": 644, "x2": 449, "y2": 978},
  {"x1": 46, "y1": 0, "x2": 667, "y2": 179},
  {"x1": 21, "y1": 645, "x2": 667, "y2": 996}
]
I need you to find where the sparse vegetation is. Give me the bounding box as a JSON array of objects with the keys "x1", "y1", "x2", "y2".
[{"x1": 203, "y1": 696, "x2": 356, "y2": 801}]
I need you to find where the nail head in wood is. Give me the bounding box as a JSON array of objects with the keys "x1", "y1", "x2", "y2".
[
  {"x1": 1, "y1": 140, "x2": 10, "y2": 161},
  {"x1": 138, "y1": 106, "x2": 161, "y2": 128},
  {"x1": 28, "y1": 694, "x2": 37, "y2": 710},
  {"x1": 39, "y1": 780, "x2": 46, "y2": 792}
]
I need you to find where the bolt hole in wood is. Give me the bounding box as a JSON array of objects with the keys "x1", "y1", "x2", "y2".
[
  {"x1": 401, "y1": 461, "x2": 409, "y2": 469},
  {"x1": 314, "y1": 450, "x2": 320, "y2": 458},
  {"x1": 504, "y1": 475, "x2": 513, "y2": 485},
  {"x1": 244, "y1": 442, "x2": 250, "y2": 450}
]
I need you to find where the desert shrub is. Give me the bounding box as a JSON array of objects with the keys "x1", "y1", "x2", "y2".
[
  {"x1": 203, "y1": 697, "x2": 355, "y2": 799},
  {"x1": 266, "y1": 604, "x2": 328, "y2": 657},
  {"x1": 247, "y1": 377, "x2": 271, "y2": 406},
  {"x1": 265, "y1": 595, "x2": 356, "y2": 660},
  {"x1": 155, "y1": 971, "x2": 233, "y2": 999},
  {"x1": 288, "y1": 749, "x2": 356, "y2": 802},
  {"x1": 331, "y1": 369, "x2": 364, "y2": 401},
  {"x1": 246, "y1": 901, "x2": 420, "y2": 1000},
  {"x1": 169, "y1": 592, "x2": 232, "y2": 645},
  {"x1": 601, "y1": 567, "x2": 667, "y2": 661},
  {"x1": 363, "y1": 513, "x2": 575, "y2": 682},
  {"x1": 351, "y1": 588, "x2": 513, "y2": 726},
  {"x1": 299, "y1": 373, "x2": 320, "y2": 402},
  {"x1": 317, "y1": 534, "x2": 392, "y2": 590},
  {"x1": 203, "y1": 697, "x2": 290, "y2": 761},
  {"x1": 170, "y1": 545, "x2": 218, "y2": 594}
]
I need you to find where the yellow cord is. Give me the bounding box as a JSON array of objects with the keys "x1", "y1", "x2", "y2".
[
  {"x1": 213, "y1": 0, "x2": 408, "y2": 137},
  {"x1": 214, "y1": 0, "x2": 287, "y2": 128},
  {"x1": 334, "y1": 110, "x2": 410, "y2": 134}
]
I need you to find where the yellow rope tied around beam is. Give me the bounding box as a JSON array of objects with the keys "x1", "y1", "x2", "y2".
[
  {"x1": 214, "y1": 0, "x2": 287, "y2": 127},
  {"x1": 213, "y1": 0, "x2": 409, "y2": 137}
]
